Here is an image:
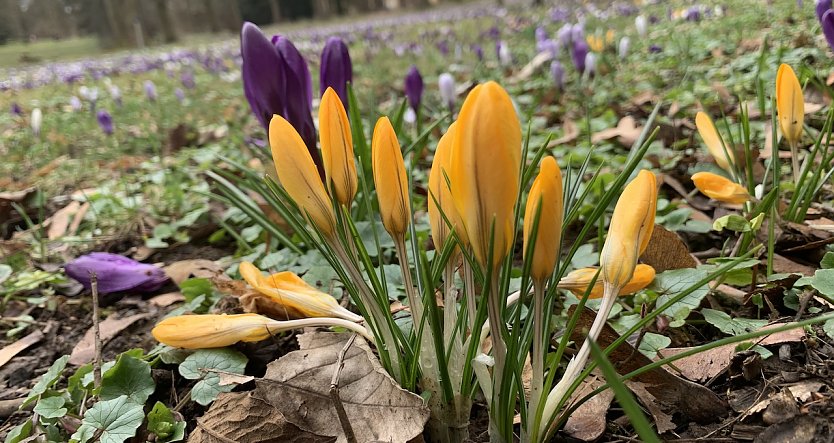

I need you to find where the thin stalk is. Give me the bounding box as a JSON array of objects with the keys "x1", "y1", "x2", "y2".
[
  {"x1": 790, "y1": 141, "x2": 800, "y2": 186},
  {"x1": 527, "y1": 279, "x2": 546, "y2": 443},
  {"x1": 485, "y1": 271, "x2": 508, "y2": 441},
  {"x1": 463, "y1": 261, "x2": 477, "y2": 334}
]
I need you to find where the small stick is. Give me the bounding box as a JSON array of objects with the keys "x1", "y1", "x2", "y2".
[
  {"x1": 90, "y1": 272, "x2": 102, "y2": 389},
  {"x1": 330, "y1": 334, "x2": 358, "y2": 443}
]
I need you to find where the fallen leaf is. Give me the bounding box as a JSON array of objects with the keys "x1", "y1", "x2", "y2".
[
  {"x1": 511, "y1": 51, "x2": 553, "y2": 82},
  {"x1": 256, "y1": 332, "x2": 429, "y2": 443},
  {"x1": 641, "y1": 224, "x2": 697, "y2": 272},
  {"x1": 0, "y1": 187, "x2": 36, "y2": 224},
  {"x1": 564, "y1": 373, "x2": 615, "y2": 441},
  {"x1": 149, "y1": 292, "x2": 186, "y2": 307},
  {"x1": 164, "y1": 260, "x2": 225, "y2": 285},
  {"x1": 67, "y1": 202, "x2": 90, "y2": 236},
  {"x1": 630, "y1": 91, "x2": 658, "y2": 107},
  {"x1": 753, "y1": 414, "x2": 833, "y2": 443},
  {"x1": 46, "y1": 201, "x2": 81, "y2": 240},
  {"x1": 771, "y1": 254, "x2": 815, "y2": 276},
  {"x1": 627, "y1": 381, "x2": 677, "y2": 434},
  {"x1": 590, "y1": 116, "x2": 643, "y2": 146},
  {"x1": 548, "y1": 119, "x2": 579, "y2": 146},
  {"x1": 218, "y1": 373, "x2": 256, "y2": 387},
  {"x1": 69, "y1": 313, "x2": 152, "y2": 365},
  {"x1": 0, "y1": 330, "x2": 44, "y2": 369}
]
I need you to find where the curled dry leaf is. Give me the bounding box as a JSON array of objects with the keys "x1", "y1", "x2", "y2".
[
  {"x1": 640, "y1": 224, "x2": 698, "y2": 273},
  {"x1": 0, "y1": 330, "x2": 44, "y2": 369},
  {"x1": 255, "y1": 332, "x2": 430, "y2": 443},
  {"x1": 548, "y1": 119, "x2": 579, "y2": 147},
  {"x1": 510, "y1": 51, "x2": 553, "y2": 82},
  {"x1": 590, "y1": 116, "x2": 643, "y2": 146},
  {"x1": 564, "y1": 373, "x2": 615, "y2": 441},
  {"x1": 163, "y1": 259, "x2": 225, "y2": 285}
]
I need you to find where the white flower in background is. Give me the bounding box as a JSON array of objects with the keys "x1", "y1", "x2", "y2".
[
  {"x1": 69, "y1": 96, "x2": 82, "y2": 111},
  {"x1": 583, "y1": 52, "x2": 597, "y2": 81},
  {"x1": 635, "y1": 15, "x2": 648, "y2": 37},
  {"x1": 31, "y1": 108, "x2": 42, "y2": 136},
  {"x1": 498, "y1": 41, "x2": 512, "y2": 67},
  {"x1": 438, "y1": 73, "x2": 456, "y2": 111},
  {"x1": 618, "y1": 37, "x2": 631, "y2": 59}
]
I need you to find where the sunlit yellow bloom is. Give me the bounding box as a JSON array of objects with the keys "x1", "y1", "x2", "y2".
[
  {"x1": 605, "y1": 30, "x2": 615, "y2": 45},
  {"x1": 269, "y1": 115, "x2": 337, "y2": 237},
  {"x1": 152, "y1": 313, "x2": 280, "y2": 348},
  {"x1": 372, "y1": 117, "x2": 410, "y2": 237},
  {"x1": 691, "y1": 171, "x2": 750, "y2": 204},
  {"x1": 695, "y1": 111, "x2": 734, "y2": 172},
  {"x1": 319, "y1": 87, "x2": 357, "y2": 206},
  {"x1": 600, "y1": 170, "x2": 657, "y2": 289},
  {"x1": 523, "y1": 156, "x2": 563, "y2": 282},
  {"x1": 428, "y1": 122, "x2": 466, "y2": 251},
  {"x1": 450, "y1": 81, "x2": 521, "y2": 268},
  {"x1": 776, "y1": 63, "x2": 804, "y2": 148},
  {"x1": 587, "y1": 35, "x2": 604, "y2": 52},
  {"x1": 239, "y1": 261, "x2": 362, "y2": 322},
  {"x1": 558, "y1": 264, "x2": 656, "y2": 299}
]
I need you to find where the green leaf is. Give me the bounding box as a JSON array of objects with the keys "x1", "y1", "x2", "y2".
[
  {"x1": 70, "y1": 395, "x2": 145, "y2": 443},
  {"x1": 823, "y1": 318, "x2": 834, "y2": 340},
  {"x1": 809, "y1": 269, "x2": 834, "y2": 297},
  {"x1": 23, "y1": 355, "x2": 69, "y2": 406},
  {"x1": 68, "y1": 364, "x2": 93, "y2": 406},
  {"x1": 651, "y1": 268, "x2": 710, "y2": 322},
  {"x1": 4, "y1": 420, "x2": 33, "y2": 443},
  {"x1": 638, "y1": 333, "x2": 672, "y2": 359},
  {"x1": 179, "y1": 278, "x2": 213, "y2": 302},
  {"x1": 713, "y1": 214, "x2": 752, "y2": 232},
  {"x1": 0, "y1": 264, "x2": 12, "y2": 285},
  {"x1": 100, "y1": 353, "x2": 155, "y2": 405},
  {"x1": 147, "y1": 402, "x2": 186, "y2": 442},
  {"x1": 33, "y1": 395, "x2": 68, "y2": 419},
  {"x1": 821, "y1": 252, "x2": 834, "y2": 269},
  {"x1": 702, "y1": 308, "x2": 767, "y2": 336},
  {"x1": 179, "y1": 348, "x2": 247, "y2": 406}
]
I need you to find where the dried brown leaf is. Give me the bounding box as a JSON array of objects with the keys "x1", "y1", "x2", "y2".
[
  {"x1": 0, "y1": 330, "x2": 44, "y2": 369},
  {"x1": 641, "y1": 224, "x2": 697, "y2": 272},
  {"x1": 69, "y1": 313, "x2": 152, "y2": 365},
  {"x1": 564, "y1": 374, "x2": 615, "y2": 441},
  {"x1": 164, "y1": 260, "x2": 224, "y2": 285}
]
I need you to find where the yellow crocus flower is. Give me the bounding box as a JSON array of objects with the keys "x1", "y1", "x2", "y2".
[
  {"x1": 428, "y1": 122, "x2": 466, "y2": 251},
  {"x1": 239, "y1": 261, "x2": 362, "y2": 322},
  {"x1": 450, "y1": 81, "x2": 521, "y2": 269},
  {"x1": 558, "y1": 264, "x2": 656, "y2": 299},
  {"x1": 695, "y1": 111, "x2": 734, "y2": 172},
  {"x1": 691, "y1": 171, "x2": 750, "y2": 204},
  {"x1": 269, "y1": 115, "x2": 337, "y2": 237},
  {"x1": 152, "y1": 313, "x2": 282, "y2": 349},
  {"x1": 776, "y1": 63, "x2": 804, "y2": 149},
  {"x1": 523, "y1": 156, "x2": 563, "y2": 282},
  {"x1": 319, "y1": 87, "x2": 358, "y2": 206},
  {"x1": 372, "y1": 117, "x2": 410, "y2": 237}
]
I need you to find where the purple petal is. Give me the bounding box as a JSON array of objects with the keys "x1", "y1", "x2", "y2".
[{"x1": 64, "y1": 252, "x2": 169, "y2": 294}]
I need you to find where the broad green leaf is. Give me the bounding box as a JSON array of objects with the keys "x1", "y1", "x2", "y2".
[
  {"x1": 179, "y1": 348, "x2": 247, "y2": 406},
  {"x1": 702, "y1": 308, "x2": 767, "y2": 336},
  {"x1": 821, "y1": 252, "x2": 834, "y2": 270},
  {"x1": 4, "y1": 420, "x2": 33, "y2": 443},
  {"x1": 823, "y1": 318, "x2": 834, "y2": 340},
  {"x1": 147, "y1": 402, "x2": 186, "y2": 442},
  {"x1": 23, "y1": 355, "x2": 69, "y2": 406},
  {"x1": 809, "y1": 269, "x2": 834, "y2": 297},
  {"x1": 638, "y1": 333, "x2": 672, "y2": 359},
  {"x1": 33, "y1": 395, "x2": 68, "y2": 419},
  {"x1": 179, "y1": 278, "x2": 213, "y2": 302},
  {"x1": 713, "y1": 214, "x2": 751, "y2": 232},
  {"x1": 651, "y1": 268, "x2": 710, "y2": 322},
  {"x1": 100, "y1": 353, "x2": 155, "y2": 405},
  {"x1": 68, "y1": 364, "x2": 93, "y2": 406},
  {"x1": 71, "y1": 395, "x2": 145, "y2": 443}
]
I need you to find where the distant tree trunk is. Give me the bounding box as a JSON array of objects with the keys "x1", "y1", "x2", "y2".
[
  {"x1": 155, "y1": 0, "x2": 178, "y2": 43},
  {"x1": 205, "y1": 0, "x2": 221, "y2": 33},
  {"x1": 269, "y1": 0, "x2": 282, "y2": 22},
  {"x1": 225, "y1": 0, "x2": 242, "y2": 31},
  {"x1": 312, "y1": 0, "x2": 335, "y2": 18},
  {"x1": 102, "y1": 0, "x2": 127, "y2": 45}
]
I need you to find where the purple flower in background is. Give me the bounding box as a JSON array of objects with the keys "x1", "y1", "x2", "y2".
[
  {"x1": 438, "y1": 73, "x2": 455, "y2": 112},
  {"x1": 437, "y1": 40, "x2": 450, "y2": 56},
  {"x1": 649, "y1": 44, "x2": 663, "y2": 53},
  {"x1": 10, "y1": 102, "x2": 22, "y2": 116},
  {"x1": 64, "y1": 252, "x2": 169, "y2": 294},
  {"x1": 404, "y1": 65, "x2": 423, "y2": 112},
  {"x1": 241, "y1": 22, "x2": 287, "y2": 131},
  {"x1": 144, "y1": 80, "x2": 157, "y2": 101},
  {"x1": 550, "y1": 60, "x2": 564, "y2": 90},
  {"x1": 274, "y1": 34, "x2": 317, "y2": 153},
  {"x1": 572, "y1": 40, "x2": 589, "y2": 73},
  {"x1": 97, "y1": 110, "x2": 113, "y2": 135},
  {"x1": 538, "y1": 39, "x2": 559, "y2": 57},
  {"x1": 181, "y1": 71, "x2": 196, "y2": 89},
  {"x1": 570, "y1": 23, "x2": 585, "y2": 44},
  {"x1": 320, "y1": 36, "x2": 353, "y2": 107},
  {"x1": 535, "y1": 26, "x2": 548, "y2": 45},
  {"x1": 557, "y1": 23, "x2": 573, "y2": 47},
  {"x1": 817, "y1": 0, "x2": 832, "y2": 22},
  {"x1": 472, "y1": 44, "x2": 484, "y2": 61},
  {"x1": 822, "y1": 10, "x2": 834, "y2": 52},
  {"x1": 685, "y1": 7, "x2": 702, "y2": 21},
  {"x1": 175, "y1": 88, "x2": 186, "y2": 103}
]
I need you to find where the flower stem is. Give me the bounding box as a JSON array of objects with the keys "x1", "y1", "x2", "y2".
[{"x1": 527, "y1": 279, "x2": 546, "y2": 442}]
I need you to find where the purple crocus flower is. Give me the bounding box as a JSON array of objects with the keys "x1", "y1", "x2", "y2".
[
  {"x1": 570, "y1": 23, "x2": 585, "y2": 44},
  {"x1": 144, "y1": 80, "x2": 157, "y2": 101},
  {"x1": 535, "y1": 26, "x2": 548, "y2": 45},
  {"x1": 649, "y1": 44, "x2": 663, "y2": 53},
  {"x1": 97, "y1": 110, "x2": 114, "y2": 135},
  {"x1": 472, "y1": 44, "x2": 484, "y2": 61},
  {"x1": 64, "y1": 252, "x2": 168, "y2": 294},
  {"x1": 181, "y1": 71, "x2": 196, "y2": 89},
  {"x1": 572, "y1": 40, "x2": 590, "y2": 73},
  {"x1": 320, "y1": 37, "x2": 353, "y2": 108},
  {"x1": 70, "y1": 96, "x2": 82, "y2": 111},
  {"x1": 550, "y1": 60, "x2": 565, "y2": 91},
  {"x1": 10, "y1": 102, "x2": 22, "y2": 116},
  {"x1": 273, "y1": 35, "x2": 317, "y2": 154},
  {"x1": 557, "y1": 23, "x2": 573, "y2": 47},
  {"x1": 822, "y1": 9, "x2": 834, "y2": 52},
  {"x1": 241, "y1": 22, "x2": 287, "y2": 131},
  {"x1": 818, "y1": 0, "x2": 832, "y2": 22},
  {"x1": 175, "y1": 88, "x2": 186, "y2": 103},
  {"x1": 404, "y1": 65, "x2": 423, "y2": 112}
]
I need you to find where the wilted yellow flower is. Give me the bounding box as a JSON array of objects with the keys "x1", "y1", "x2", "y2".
[
  {"x1": 239, "y1": 261, "x2": 362, "y2": 322},
  {"x1": 523, "y1": 156, "x2": 563, "y2": 282},
  {"x1": 600, "y1": 170, "x2": 657, "y2": 289},
  {"x1": 320, "y1": 87, "x2": 357, "y2": 206},
  {"x1": 450, "y1": 81, "x2": 521, "y2": 269},
  {"x1": 691, "y1": 171, "x2": 750, "y2": 204},
  {"x1": 558, "y1": 264, "x2": 656, "y2": 299},
  {"x1": 695, "y1": 111, "x2": 734, "y2": 172},
  {"x1": 428, "y1": 122, "x2": 466, "y2": 251},
  {"x1": 776, "y1": 63, "x2": 804, "y2": 148},
  {"x1": 269, "y1": 115, "x2": 337, "y2": 237},
  {"x1": 152, "y1": 313, "x2": 280, "y2": 349},
  {"x1": 372, "y1": 117, "x2": 410, "y2": 237}
]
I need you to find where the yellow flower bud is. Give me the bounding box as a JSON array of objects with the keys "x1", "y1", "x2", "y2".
[
  {"x1": 600, "y1": 170, "x2": 657, "y2": 290},
  {"x1": 776, "y1": 63, "x2": 804, "y2": 148},
  {"x1": 239, "y1": 262, "x2": 362, "y2": 322},
  {"x1": 320, "y1": 87, "x2": 357, "y2": 206},
  {"x1": 450, "y1": 81, "x2": 522, "y2": 269},
  {"x1": 428, "y1": 122, "x2": 466, "y2": 251},
  {"x1": 152, "y1": 313, "x2": 279, "y2": 349},
  {"x1": 523, "y1": 156, "x2": 563, "y2": 282},
  {"x1": 695, "y1": 112, "x2": 734, "y2": 172},
  {"x1": 371, "y1": 117, "x2": 410, "y2": 237},
  {"x1": 691, "y1": 171, "x2": 750, "y2": 204},
  {"x1": 269, "y1": 115, "x2": 337, "y2": 237},
  {"x1": 558, "y1": 264, "x2": 656, "y2": 299}
]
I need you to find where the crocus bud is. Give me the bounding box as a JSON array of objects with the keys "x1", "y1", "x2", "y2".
[
  {"x1": 274, "y1": 35, "x2": 317, "y2": 154},
  {"x1": 523, "y1": 156, "x2": 563, "y2": 282},
  {"x1": 241, "y1": 22, "x2": 286, "y2": 131},
  {"x1": 635, "y1": 15, "x2": 648, "y2": 37},
  {"x1": 404, "y1": 65, "x2": 424, "y2": 112},
  {"x1": 618, "y1": 36, "x2": 630, "y2": 59},
  {"x1": 571, "y1": 23, "x2": 585, "y2": 43},
  {"x1": 535, "y1": 26, "x2": 548, "y2": 44},
  {"x1": 551, "y1": 61, "x2": 565, "y2": 91},
  {"x1": 372, "y1": 117, "x2": 410, "y2": 237},
  {"x1": 320, "y1": 37, "x2": 353, "y2": 107},
  {"x1": 144, "y1": 80, "x2": 157, "y2": 102},
  {"x1": 239, "y1": 262, "x2": 361, "y2": 322},
  {"x1": 472, "y1": 44, "x2": 484, "y2": 61},
  {"x1": 69, "y1": 96, "x2": 82, "y2": 111},
  {"x1": 558, "y1": 264, "x2": 655, "y2": 299},
  {"x1": 269, "y1": 115, "x2": 337, "y2": 237},
  {"x1": 557, "y1": 24, "x2": 573, "y2": 47},
  {"x1": 31, "y1": 108, "x2": 42, "y2": 137},
  {"x1": 572, "y1": 40, "x2": 590, "y2": 73},
  {"x1": 319, "y1": 87, "x2": 357, "y2": 206},
  {"x1": 776, "y1": 64, "x2": 804, "y2": 148},
  {"x1": 181, "y1": 71, "x2": 196, "y2": 89},
  {"x1": 428, "y1": 122, "x2": 466, "y2": 251},
  {"x1": 109, "y1": 85, "x2": 121, "y2": 106},
  {"x1": 817, "y1": 0, "x2": 832, "y2": 22},
  {"x1": 497, "y1": 40, "x2": 512, "y2": 67},
  {"x1": 64, "y1": 252, "x2": 168, "y2": 294},
  {"x1": 600, "y1": 170, "x2": 657, "y2": 290},
  {"x1": 450, "y1": 81, "x2": 521, "y2": 269},
  {"x1": 438, "y1": 73, "x2": 456, "y2": 112},
  {"x1": 695, "y1": 111, "x2": 735, "y2": 171},
  {"x1": 824, "y1": 10, "x2": 834, "y2": 52},
  {"x1": 152, "y1": 313, "x2": 282, "y2": 349},
  {"x1": 691, "y1": 172, "x2": 750, "y2": 204},
  {"x1": 584, "y1": 52, "x2": 597, "y2": 77},
  {"x1": 97, "y1": 110, "x2": 114, "y2": 135},
  {"x1": 10, "y1": 102, "x2": 22, "y2": 116}
]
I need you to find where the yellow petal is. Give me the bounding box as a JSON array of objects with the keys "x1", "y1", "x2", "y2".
[
  {"x1": 559, "y1": 264, "x2": 655, "y2": 299},
  {"x1": 691, "y1": 171, "x2": 750, "y2": 204},
  {"x1": 428, "y1": 122, "x2": 467, "y2": 251},
  {"x1": 320, "y1": 87, "x2": 357, "y2": 206},
  {"x1": 695, "y1": 112, "x2": 734, "y2": 172},
  {"x1": 239, "y1": 261, "x2": 361, "y2": 322},
  {"x1": 152, "y1": 313, "x2": 277, "y2": 349},
  {"x1": 776, "y1": 63, "x2": 804, "y2": 147},
  {"x1": 372, "y1": 117, "x2": 410, "y2": 237},
  {"x1": 450, "y1": 81, "x2": 522, "y2": 269},
  {"x1": 523, "y1": 156, "x2": 563, "y2": 281},
  {"x1": 600, "y1": 170, "x2": 657, "y2": 289},
  {"x1": 269, "y1": 115, "x2": 337, "y2": 237}
]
